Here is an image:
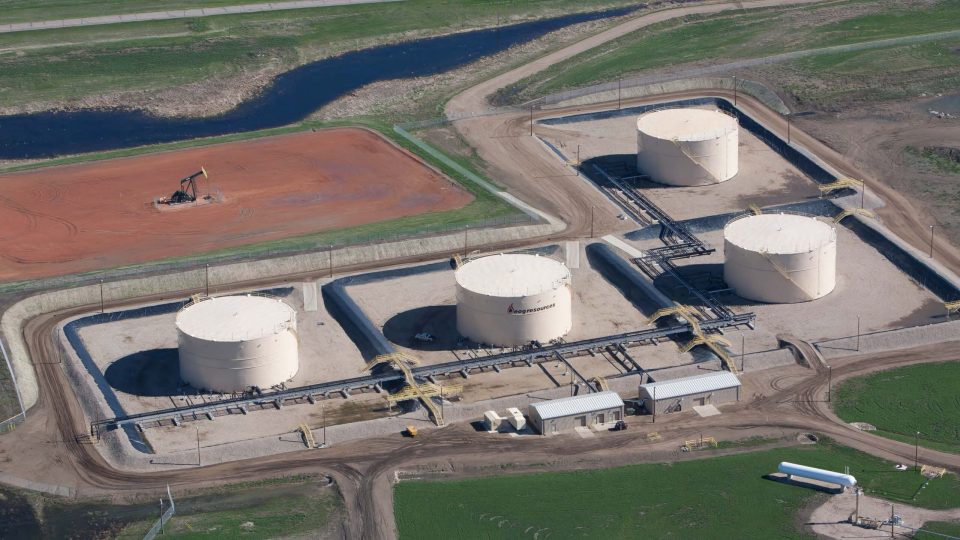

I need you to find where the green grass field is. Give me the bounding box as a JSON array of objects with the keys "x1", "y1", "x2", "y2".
[
  {"x1": 0, "y1": 0, "x2": 290, "y2": 24},
  {"x1": 832, "y1": 362, "x2": 960, "y2": 455},
  {"x1": 394, "y1": 440, "x2": 960, "y2": 539},
  {"x1": 916, "y1": 521, "x2": 960, "y2": 539},
  {"x1": 498, "y1": 0, "x2": 960, "y2": 104}
]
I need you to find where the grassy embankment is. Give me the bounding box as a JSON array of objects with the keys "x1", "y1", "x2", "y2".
[
  {"x1": 832, "y1": 361, "x2": 960, "y2": 456},
  {"x1": 0, "y1": 0, "x2": 638, "y2": 116},
  {"x1": 0, "y1": 474, "x2": 342, "y2": 539},
  {"x1": 905, "y1": 146, "x2": 960, "y2": 177},
  {"x1": 916, "y1": 521, "x2": 960, "y2": 539},
  {"x1": 394, "y1": 439, "x2": 960, "y2": 539},
  {"x1": 495, "y1": 0, "x2": 960, "y2": 106}
]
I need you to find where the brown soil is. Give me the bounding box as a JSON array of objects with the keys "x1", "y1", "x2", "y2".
[{"x1": 0, "y1": 127, "x2": 472, "y2": 282}]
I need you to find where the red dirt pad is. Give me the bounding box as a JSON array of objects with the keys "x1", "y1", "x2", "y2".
[{"x1": 0, "y1": 128, "x2": 473, "y2": 282}]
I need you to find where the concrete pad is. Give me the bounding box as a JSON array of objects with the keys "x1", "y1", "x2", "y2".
[
  {"x1": 574, "y1": 426, "x2": 595, "y2": 438},
  {"x1": 693, "y1": 404, "x2": 721, "y2": 417}
]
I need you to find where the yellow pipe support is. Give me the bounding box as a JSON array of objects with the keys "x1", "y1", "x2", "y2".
[
  {"x1": 818, "y1": 177, "x2": 862, "y2": 194},
  {"x1": 833, "y1": 208, "x2": 876, "y2": 224},
  {"x1": 748, "y1": 203, "x2": 762, "y2": 215}
]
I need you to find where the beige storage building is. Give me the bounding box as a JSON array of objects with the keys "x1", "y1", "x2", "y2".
[
  {"x1": 529, "y1": 391, "x2": 624, "y2": 436},
  {"x1": 724, "y1": 213, "x2": 837, "y2": 303},
  {"x1": 639, "y1": 371, "x2": 741, "y2": 415},
  {"x1": 455, "y1": 253, "x2": 572, "y2": 347},
  {"x1": 176, "y1": 295, "x2": 299, "y2": 393},
  {"x1": 636, "y1": 108, "x2": 739, "y2": 186}
]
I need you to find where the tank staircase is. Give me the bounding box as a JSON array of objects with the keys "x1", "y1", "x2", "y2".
[
  {"x1": 757, "y1": 250, "x2": 814, "y2": 300},
  {"x1": 672, "y1": 138, "x2": 725, "y2": 183}
]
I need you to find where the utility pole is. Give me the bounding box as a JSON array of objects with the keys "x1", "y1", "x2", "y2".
[
  {"x1": 787, "y1": 115, "x2": 791, "y2": 144},
  {"x1": 576, "y1": 144, "x2": 581, "y2": 169},
  {"x1": 856, "y1": 315, "x2": 861, "y2": 351},
  {"x1": 733, "y1": 75, "x2": 738, "y2": 106},
  {"x1": 205, "y1": 264, "x2": 210, "y2": 296},
  {"x1": 617, "y1": 76, "x2": 622, "y2": 109},
  {"x1": 854, "y1": 488, "x2": 860, "y2": 522},
  {"x1": 196, "y1": 426, "x2": 201, "y2": 467},
  {"x1": 160, "y1": 499, "x2": 164, "y2": 535},
  {"x1": 99, "y1": 279, "x2": 104, "y2": 313},
  {"x1": 328, "y1": 246, "x2": 334, "y2": 278},
  {"x1": 741, "y1": 333, "x2": 746, "y2": 372},
  {"x1": 929, "y1": 225, "x2": 935, "y2": 258},
  {"x1": 860, "y1": 184, "x2": 865, "y2": 209},
  {"x1": 529, "y1": 104, "x2": 534, "y2": 136},
  {"x1": 827, "y1": 365, "x2": 832, "y2": 402},
  {"x1": 890, "y1": 505, "x2": 895, "y2": 538},
  {"x1": 915, "y1": 431, "x2": 920, "y2": 471},
  {"x1": 590, "y1": 206, "x2": 595, "y2": 239},
  {"x1": 322, "y1": 401, "x2": 327, "y2": 447},
  {"x1": 652, "y1": 385, "x2": 656, "y2": 424}
]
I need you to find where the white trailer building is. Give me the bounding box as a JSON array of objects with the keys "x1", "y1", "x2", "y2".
[
  {"x1": 529, "y1": 391, "x2": 624, "y2": 436},
  {"x1": 639, "y1": 371, "x2": 741, "y2": 415}
]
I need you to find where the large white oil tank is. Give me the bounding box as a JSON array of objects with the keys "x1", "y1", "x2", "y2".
[
  {"x1": 636, "y1": 108, "x2": 739, "y2": 185},
  {"x1": 724, "y1": 213, "x2": 837, "y2": 303},
  {"x1": 455, "y1": 253, "x2": 572, "y2": 347},
  {"x1": 176, "y1": 295, "x2": 298, "y2": 392}
]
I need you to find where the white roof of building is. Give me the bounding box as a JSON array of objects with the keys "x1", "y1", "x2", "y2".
[
  {"x1": 724, "y1": 213, "x2": 836, "y2": 255},
  {"x1": 636, "y1": 108, "x2": 737, "y2": 141},
  {"x1": 530, "y1": 391, "x2": 624, "y2": 420},
  {"x1": 641, "y1": 371, "x2": 741, "y2": 401},
  {"x1": 176, "y1": 295, "x2": 296, "y2": 342},
  {"x1": 456, "y1": 253, "x2": 570, "y2": 297}
]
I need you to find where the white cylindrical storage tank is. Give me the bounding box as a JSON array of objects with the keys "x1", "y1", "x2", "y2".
[
  {"x1": 636, "y1": 108, "x2": 739, "y2": 185},
  {"x1": 778, "y1": 462, "x2": 857, "y2": 487},
  {"x1": 176, "y1": 295, "x2": 298, "y2": 393},
  {"x1": 724, "y1": 213, "x2": 837, "y2": 303},
  {"x1": 455, "y1": 253, "x2": 572, "y2": 347}
]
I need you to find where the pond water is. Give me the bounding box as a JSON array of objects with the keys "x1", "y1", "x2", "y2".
[{"x1": 0, "y1": 6, "x2": 637, "y2": 159}]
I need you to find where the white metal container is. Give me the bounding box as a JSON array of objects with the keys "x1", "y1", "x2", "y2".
[
  {"x1": 778, "y1": 462, "x2": 857, "y2": 488},
  {"x1": 455, "y1": 253, "x2": 572, "y2": 347},
  {"x1": 506, "y1": 407, "x2": 526, "y2": 431},
  {"x1": 724, "y1": 213, "x2": 837, "y2": 303},
  {"x1": 636, "y1": 108, "x2": 739, "y2": 185},
  {"x1": 176, "y1": 295, "x2": 299, "y2": 392},
  {"x1": 483, "y1": 410, "x2": 502, "y2": 432}
]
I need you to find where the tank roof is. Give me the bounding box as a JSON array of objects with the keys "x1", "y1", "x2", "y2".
[
  {"x1": 636, "y1": 108, "x2": 737, "y2": 141},
  {"x1": 456, "y1": 253, "x2": 570, "y2": 297},
  {"x1": 176, "y1": 295, "x2": 295, "y2": 341},
  {"x1": 725, "y1": 213, "x2": 836, "y2": 255}
]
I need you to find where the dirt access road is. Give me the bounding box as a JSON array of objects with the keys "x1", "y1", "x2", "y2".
[{"x1": 3, "y1": 1, "x2": 960, "y2": 539}]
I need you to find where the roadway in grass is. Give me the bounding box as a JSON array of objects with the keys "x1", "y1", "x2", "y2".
[
  {"x1": 499, "y1": 0, "x2": 960, "y2": 104},
  {"x1": 394, "y1": 439, "x2": 960, "y2": 539},
  {"x1": 832, "y1": 361, "x2": 960, "y2": 455}
]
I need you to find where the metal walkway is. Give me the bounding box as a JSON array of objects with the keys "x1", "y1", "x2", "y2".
[{"x1": 90, "y1": 313, "x2": 752, "y2": 435}]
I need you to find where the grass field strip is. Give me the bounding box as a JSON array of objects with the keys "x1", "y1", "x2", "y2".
[
  {"x1": 535, "y1": 28, "x2": 960, "y2": 107},
  {"x1": 0, "y1": 0, "x2": 402, "y2": 34}
]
